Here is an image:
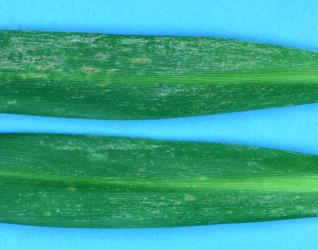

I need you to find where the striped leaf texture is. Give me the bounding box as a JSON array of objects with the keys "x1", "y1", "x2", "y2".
[
  {"x1": 1, "y1": 30, "x2": 318, "y2": 119},
  {"x1": 1, "y1": 134, "x2": 318, "y2": 227}
]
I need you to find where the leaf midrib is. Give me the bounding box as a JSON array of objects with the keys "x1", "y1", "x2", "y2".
[{"x1": 1, "y1": 170, "x2": 318, "y2": 193}]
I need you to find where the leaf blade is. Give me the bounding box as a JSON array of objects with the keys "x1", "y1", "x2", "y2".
[
  {"x1": 1, "y1": 30, "x2": 318, "y2": 119},
  {"x1": 1, "y1": 134, "x2": 318, "y2": 227}
]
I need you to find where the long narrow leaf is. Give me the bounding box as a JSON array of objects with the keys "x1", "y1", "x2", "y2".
[
  {"x1": 1, "y1": 30, "x2": 318, "y2": 119},
  {"x1": 1, "y1": 134, "x2": 318, "y2": 227}
]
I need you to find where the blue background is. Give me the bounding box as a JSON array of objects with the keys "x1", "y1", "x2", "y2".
[{"x1": 1, "y1": 0, "x2": 318, "y2": 249}]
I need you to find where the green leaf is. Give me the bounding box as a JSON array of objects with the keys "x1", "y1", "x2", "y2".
[
  {"x1": 1, "y1": 134, "x2": 318, "y2": 228},
  {"x1": 1, "y1": 30, "x2": 318, "y2": 119}
]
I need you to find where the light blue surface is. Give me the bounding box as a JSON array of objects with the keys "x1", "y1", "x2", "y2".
[
  {"x1": 1, "y1": 104, "x2": 318, "y2": 155},
  {"x1": 1, "y1": 0, "x2": 318, "y2": 249},
  {"x1": 1, "y1": 0, "x2": 318, "y2": 51},
  {"x1": 1, "y1": 218, "x2": 318, "y2": 250}
]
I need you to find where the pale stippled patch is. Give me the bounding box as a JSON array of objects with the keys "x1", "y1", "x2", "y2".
[
  {"x1": 184, "y1": 193, "x2": 196, "y2": 201},
  {"x1": 82, "y1": 66, "x2": 97, "y2": 73},
  {"x1": 44, "y1": 211, "x2": 52, "y2": 217},
  {"x1": 68, "y1": 186, "x2": 77, "y2": 192},
  {"x1": 131, "y1": 57, "x2": 151, "y2": 65}
]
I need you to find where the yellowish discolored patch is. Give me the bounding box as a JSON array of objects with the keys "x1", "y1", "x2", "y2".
[
  {"x1": 131, "y1": 57, "x2": 151, "y2": 65},
  {"x1": 95, "y1": 53, "x2": 109, "y2": 61},
  {"x1": 68, "y1": 186, "x2": 77, "y2": 192},
  {"x1": 82, "y1": 66, "x2": 97, "y2": 73},
  {"x1": 184, "y1": 193, "x2": 196, "y2": 202},
  {"x1": 98, "y1": 82, "x2": 109, "y2": 88}
]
